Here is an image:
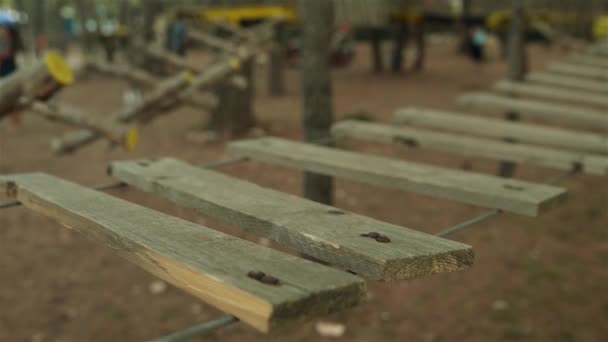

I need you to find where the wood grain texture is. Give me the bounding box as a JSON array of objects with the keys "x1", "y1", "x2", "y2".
[
  {"x1": 548, "y1": 62, "x2": 608, "y2": 80},
  {"x1": 227, "y1": 137, "x2": 567, "y2": 216},
  {"x1": 569, "y1": 54, "x2": 608, "y2": 69},
  {"x1": 495, "y1": 80, "x2": 608, "y2": 108},
  {"x1": 526, "y1": 72, "x2": 608, "y2": 94},
  {"x1": 109, "y1": 158, "x2": 474, "y2": 281},
  {"x1": 333, "y1": 120, "x2": 608, "y2": 175},
  {"x1": 0, "y1": 173, "x2": 365, "y2": 333},
  {"x1": 457, "y1": 92, "x2": 608, "y2": 128},
  {"x1": 394, "y1": 108, "x2": 608, "y2": 155}
]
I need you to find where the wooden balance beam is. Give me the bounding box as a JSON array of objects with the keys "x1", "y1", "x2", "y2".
[
  {"x1": 547, "y1": 62, "x2": 608, "y2": 81},
  {"x1": 0, "y1": 51, "x2": 74, "y2": 119},
  {"x1": 494, "y1": 80, "x2": 608, "y2": 108},
  {"x1": 569, "y1": 54, "x2": 608, "y2": 69},
  {"x1": 332, "y1": 120, "x2": 608, "y2": 176},
  {"x1": 394, "y1": 108, "x2": 608, "y2": 155},
  {"x1": 457, "y1": 93, "x2": 608, "y2": 129},
  {"x1": 227, "y1": 138, "x2": 567, "y2": 217},
  {"x1": 0, "y1": 173, "x2": 365, "y2": 333},
  {"x1": 109, "y1": 158, "x2": 474, "y2": 281},
  {"x1": 526, "y1": 72, "x2": 608, "y2": 94}
]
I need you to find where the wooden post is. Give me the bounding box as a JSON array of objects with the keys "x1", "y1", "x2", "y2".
[
  {"x1": 299, "y1": 0, "x2": 335, "y2": 205},
  {"x1": 413, "y1": 15, "x2": 426, "y2": 71},
  {"x1": 370, "y1": 27, "x2": 384, "y2": 73},
  {"x1": 457, "y1": 0, "x2": 472, "y2": 53},
  {"x1": 499, "y1": 0, "x2": 527, "y2": 178},
  {"x1": 390, "y1": 23, "x2": 407, "y2": 73},
  {"x1": 268, "y1": 22, "x2": 286, "y2": 96},
  {"x1": 75, "y1": 0, "x2": 94, "y2": 53}
]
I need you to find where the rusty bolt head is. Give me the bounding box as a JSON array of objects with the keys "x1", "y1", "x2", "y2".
[
  {"x1": 247, "y1": 271, "x2": 265, "y2": 280},
  {"x1": 361, "y1": 232, "x2": 380, "y2": 238},
  {"x1": 260, "y1": 275, "x2": 280, "y2": 286},
  {"x1": 375, "y1": 235, "x2": 391, "y2": 243}
]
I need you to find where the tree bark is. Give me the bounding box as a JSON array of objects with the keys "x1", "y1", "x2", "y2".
[
  {"x1": 269, "y1": 22, "x2": 286, "y2": 96},
  {"x1": 413, "y1": 16, "x2": 426, "y2": 71},
  {"x1": 299, "y1": 0, "x2": 334, "y2": 205},
  {"x1": 457, "y1": 0, "x2": 472, "y2": 53},
  {"x1": 370, "y1": 27, "x2": 384, "y2": 73},
  {"x1": 499, "y1": 0, "x2": 527, "y2": 178},
  {"x1": 391, "y1": 23, "x2": 407, "y2": 73}
]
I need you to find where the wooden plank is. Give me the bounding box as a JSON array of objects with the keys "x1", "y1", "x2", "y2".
[
  {"x1": 332, "y1": 120, "x2": 608, "y2": 175},
  {"x1": 109, "y1": 158, "x2": 474, "y2": 281},
  {"x1": 526, "y1": 72, "x2": 608, "y2": 94},
  {"x1": 227, "y1": 137, "x2": 567, "y2": 216},
  {"x1": 394, "y1": 108, "x2": 608, "y2": 155},
  {"x1": 494, "y1": 80, "x2": 608, "y2": 108},
  {"x1": 547, "y1": 62, "x2": 608, "y2": 80},
  {"x1": 189, "y1": 29, "x2": 239, "y2": 53},
  {"x1": 456, "y1": 92, "x2": 608, "y2": 128},
  {"x1": 0, "y1": 173, "x2": 365, "y2": 333},
  {"x1": 569, "y1": 54, "x2": 608, "y2": 69}
]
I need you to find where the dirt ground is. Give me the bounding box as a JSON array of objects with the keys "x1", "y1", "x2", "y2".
[{"x1": 1, "y1": 38, "x2": 607, "y2": 342}]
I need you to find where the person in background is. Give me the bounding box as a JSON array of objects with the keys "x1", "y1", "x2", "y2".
[
  {"x1": 166, "y1": 11, "x2": 188, "y2": 56},
  {"x1": 0, "y1": 12, "x2": 22, "y2": 77},
  {"x1": 469, "y1": 25, "x2": 487, "y2": 63}
]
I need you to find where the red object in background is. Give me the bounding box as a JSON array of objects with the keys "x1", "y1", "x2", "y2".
[{"x1": 10, "y1": 110, "x2": 21, "y2": 127}]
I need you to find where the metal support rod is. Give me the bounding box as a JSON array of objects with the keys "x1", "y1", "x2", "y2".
[
  {"x1": 152, "y1": 315, "x2": 239, "y2": 342},
  {"x1": 0, "y1": 157, "x2": 248, "y2": 210}
]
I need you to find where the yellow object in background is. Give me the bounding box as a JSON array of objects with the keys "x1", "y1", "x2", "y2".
[
  {"x1": 124, "y1": 127, "x2": 139, "y2": 152},
  {"x1": 593, "y1": 16, "x2": 608, "y2": 39},
  {"x1": 44, "y1": 51, "x2": 74, "y2": 85},
  {"x1": 199, "y1": 6, "x2": 297, "y2": 25}
]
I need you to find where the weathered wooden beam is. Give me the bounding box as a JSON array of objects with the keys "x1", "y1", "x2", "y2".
[
  {"x1": 494, "y1": 80, "x2": 608, "y2": 108},
  {"x1": 85, "y1": 59, "x2": 219, "y2": 110},
  {"x1": 547, "y1": 63, "x2": 608, "y2": 80},
  {"x1": 29, "y1": 102, "x2": 136, "y2": 149},
  {"x1": 109, "y1": 158, "x2": 474, "y2": 281},
  {"x1": 526, "y1": 72, "x2": 608, "y2": 94},
  {"x1": 457, "y1": 93, "x2": 608, "y2": 128},
  {"x1": 0, "y1": 173, "x2": 365, "y2": 333},
  {"x1": 394, "y1": 108, "x2": 608, "y2": 155},
  {"x1": 0, "y1": 51, "x2": 74, "y2": 119},
  {"x1": 569, "y1": 54, "x2": 608, "y2": 69},
  {"x1": 189, "y1": 29, "x2": 238, "y2": 53},
  {"x1": 227, "y1": 138, "x2": 567, "y2": 216},
  {"x1": 332, "y1": 120, "x2": 608, "y2": 175}
]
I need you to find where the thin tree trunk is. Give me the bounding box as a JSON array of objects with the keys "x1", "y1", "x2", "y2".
[
  {"x1": 413, "y1": 16, "x2": 426, "y2": 71},
  {"x1": 391, "y1": 23, "x2": 407, "y2": 73},
  {"x1": 370, "y1": 27, "x2": 384, "y2": 73},
  {"x1": 457, "y1": 0, "x2": 472, "y2": 53},
  {"x1": 299, "y1": 0, "x2": 334, "y2": 205},
  {"x1": 269, "y1": 22, "x2": 286, "y2": 96},
  {"x1": 499, "y1": 0, "x2": 527, "y2": 178}
]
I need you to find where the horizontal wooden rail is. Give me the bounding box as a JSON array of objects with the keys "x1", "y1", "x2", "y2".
[
  {"x1": 332, "y1": 120, "x2": 608, "y2": 175},
  {"x1": 227, "y1": 137, "x2": 567, "y2": 216},
  {"x1": 526, "y1": 72, "x2": 608, "y2": 94},
  {"x1": 494, "y1": 80, "x2": 608, "y2": 108},
  {"x1": 457, "y1": 92, "x2": 608, "y2": 128},
  {"x1": 109, "y1": 158, "x2": 474, "y2": 281},
  {"x1": 394, "y1": 108, "x2": 608, "y2": 155},
  {"x1": 0, "y1": 173, "x2": 365, "y2": 333},
  {"x1": 548, "y1": 62, "x2": 608, "y2": 80}
]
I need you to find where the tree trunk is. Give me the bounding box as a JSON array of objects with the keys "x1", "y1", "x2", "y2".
[
  {"x1": 299, "y1": 0, "x2": 334, "y2": 205},
  {"x1": 269, "y1": 22, "x2": 286, "y2": 96},
  {"x1": 499, "y1": 0, "x2": 527, "y2": 178},
  {"x1": 391, "y1": 23, "x2": 407, "y2": 73},
  {"x1": 457, "y1": 0, "x2": 472, "y2": 53},
  {"x1": 370, "y1": 27, "x2": 384, "y2": 73},
  {"x1": 413, "y1": 17, "x2": 426, "y2": 71},
  {"x1": 75, "y1": 0, "x2": 94, "y2": 53}
]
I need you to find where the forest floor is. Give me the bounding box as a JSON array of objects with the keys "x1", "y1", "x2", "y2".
[{"x1": 1, "y1": 37, "x2": 607, "y2": 342}]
